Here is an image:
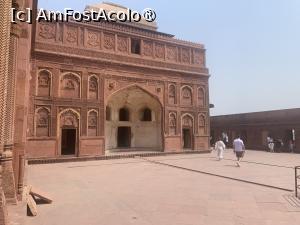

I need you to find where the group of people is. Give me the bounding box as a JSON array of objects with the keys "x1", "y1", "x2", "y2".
[
  {"x1": 267, "y1": 136, "x2": 295, "y2": 153},
  {"x1": 214, "y1": 135, "x2": 245, "y2": 167}
]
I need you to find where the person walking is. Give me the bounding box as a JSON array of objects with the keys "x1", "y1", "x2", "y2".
[
  {"x1": 215, "y1": 137, "x2": 226, "y2": 160},
  {"x1": 267, "y1": 136, "x2": 275, "y2": 153},
  {"x1": 233, "y1": 135, "x2": 245, "y2": 167},
  {"x1": 289, "y1": 140, "x2": 294, "y2": 153}
]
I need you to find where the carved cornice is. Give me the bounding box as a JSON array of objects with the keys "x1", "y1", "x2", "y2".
[
  {"x1": 72, "y1": 20, "x2": 204, "y2": 49},
  {"x1": 34, "y1": 42, "x2": 209, "y2": 75}
]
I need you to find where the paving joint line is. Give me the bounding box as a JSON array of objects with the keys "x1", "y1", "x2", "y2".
[{"x1": 141, "y1": 157, "x2": 294, "y2": 192}]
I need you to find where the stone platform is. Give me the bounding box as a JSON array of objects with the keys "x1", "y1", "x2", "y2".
[{"x1": 9, "y1": 150, "x2": 300, "y2": 225}]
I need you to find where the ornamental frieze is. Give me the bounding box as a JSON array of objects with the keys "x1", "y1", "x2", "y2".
[
  {"x1": 143, "y1": 41, "x2": 153, "y2": 57},
  {"x1": 103, "y1": 33, "x2": 115, "y2": 50},
  {"x1": 193, "y1": 49, "x2": 204, "y2": 66},
  {"x1": 155, "y1": 43, "x2": 165, "y2": 59},
  {"x1": 65, "y1": 26, "x2": 78, "y2": 44},
  {"x1": 87, "y1": 31, "x2": 100, "y2": 48},
  {"x1": 38, "y1": 23, "x2": 56, "y2": 40},
  {"x1": 181, "y1": 48, "x2": 190, "y2": 64},
  {"x1": 35, "y1": 42, "x2": 209, "y2": 75},
  {"x1": 166, "y1": 45, "x2": 177, "y2": 62},
  {"x1": 117, "y1": 36, "x2": 128, "y2": 53}
]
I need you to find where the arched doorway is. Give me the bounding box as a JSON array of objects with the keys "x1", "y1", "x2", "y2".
[
  {"x1": 106, "y1": 86, "x2": 162, "y2": 151},
  {"x1": 58, "y1": 109, "x2": 80, "y2": 156},
  {"x1": 182, "y1": 114, "x2": 194, "y2": 149}
]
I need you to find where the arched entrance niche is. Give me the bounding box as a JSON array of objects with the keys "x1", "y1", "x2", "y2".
[
  {"x1": 106, "y1": 85, "x2": 162, "y2": 150},
  {"x1": 181, "y1": 113, "x2": 194, "y2": 149},
  {"x1": 58, "y1": 109, "x2": 80, "y2": 156}
]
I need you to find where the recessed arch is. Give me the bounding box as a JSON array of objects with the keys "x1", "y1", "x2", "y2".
[
  {"x1": 106, "y1": 85, "x2": 162, "y2": 150},
  {"x1": 88, "y1": 74, "x2": 99, "y2": 100},
  {"x1": 59, "y1": 72, "x2": 81, "y2": 98},
  {"x1": 34, "y1": 106, "x2": 51, "y2": 137},
  {"x1": 37, "y1": 69, "x2": 52, "y2": 97},
  {"x1": 181, "y1": 85, "x2": 193, "y2": 106}
]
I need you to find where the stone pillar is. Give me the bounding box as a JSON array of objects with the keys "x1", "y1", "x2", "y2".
[
  {"x1": 1, "y1": 23, "x2": 21, "y2": 204},
  {"x1": 0, "y1": 1, "x2": 17, "y2": 221},
  {"x1": 0, "y1": 168, "x2": 8, "y2": 225}
]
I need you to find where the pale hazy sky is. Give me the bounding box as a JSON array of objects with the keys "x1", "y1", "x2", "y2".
[{"x1": 38, "y1": 0, "x2": 300, "y2": 115}]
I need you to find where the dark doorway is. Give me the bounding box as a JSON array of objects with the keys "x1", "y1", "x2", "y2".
[
  {"x1": 119, "y1": 107, "x2": 129, "y2": 121},
  {"x1": 117, "y1": 127, "x2": 131, "y2": 148},
  {"x1": 61, "y1": 129, "x2": 76, "y2": 155},
  {"x1": 183, "y1": 128, "x2": 192, "y2": 149}
]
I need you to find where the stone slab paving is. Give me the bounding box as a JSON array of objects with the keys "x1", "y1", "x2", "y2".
[{"x1": 9, "y1": 151, "x2": 300, "y2": 225}]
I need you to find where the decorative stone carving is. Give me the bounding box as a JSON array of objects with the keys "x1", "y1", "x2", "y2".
[
  {"x1": 181, "y1": 48, "x2": 190, "y2": 64},
  {"x1": 89, "y1": 76, "x2": 98, "y2": 99},
  {"x1": 143, "y1": 41, "x2": 153, "y2": 57},
  {"x1": 193, "y1": 49, "x2": 204, "y2": 65},
  {"x1": 88, "y1": 111, "x2": 98, "y2": 136},
  {"x1": 169, "y1": 113, "x2": 176, "y2": 135},
  {"x1": 38, "y1": 23, "x2": 56, "y2": 40},
  {"x1": 65, "y1": 26, "x2": 78, "y2": 44},
  {"x1": 108, "y1": 82, "x2": 116, "y2": 90},
  {"x1": 168, "y1": 84, "x2": 176, "y2": 104},
  {"x1": 198, "y1": 87, "x2": 205, "y2": 107},
  {"x1": 36, "y1": 107, "x2": 50, "y2": 137},
  {"x1": 182, "y1": 114, "x2": 193, "y2": 128},
  {"x1": 60, "y1": 110, "x2": 79, "y2": 127},
  {"x1": 166, "y1": 45, "x2": 177, "y2": 62},
  {"x1": 60, "y1": 73, "x2": 80, "y2": 98},
  {"x1": 181, "y1": 86, "x2": 192, "y2": 105},
  {"x1": 38, "y1": 70, "x2": 51, "y2": 96},
  {"x1": 155, "y1": 43, "x2": 165, "y2": 59},
  {"x1": 87, "y1": 31, "x2": 100, "y2": 47},
  {"x1": 198, "y1": 114, "x2": 206, "y2": 135},
  {"x1": 117, "y1": 36, "x2": 128, "y2": 53},
  {"x1": 103, "y1": 33, "x2": 115, "y2": 50}
]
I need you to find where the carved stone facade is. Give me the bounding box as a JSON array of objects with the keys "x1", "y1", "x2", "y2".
[
  {"x1": 26, "y1": 8, "x2": 210, "y2": 158},
  {"x1": 0, "y1": 3, "x2": 210, "y2": 219}
]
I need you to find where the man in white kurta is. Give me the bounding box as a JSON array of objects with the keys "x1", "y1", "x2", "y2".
[
  {"x1": 215, "y1": 139, "x2": 226, "y2": 160},
  {"x1": 233, "y1": 136, "x2": 245, "y2": 167}
]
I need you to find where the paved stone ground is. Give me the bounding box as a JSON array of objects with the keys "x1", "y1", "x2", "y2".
[{"x1": 9, "y1": 150, "x2": 300, "y2": 225}]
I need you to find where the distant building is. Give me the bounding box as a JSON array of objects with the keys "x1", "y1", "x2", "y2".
[{"x1": 211, "y1": 108, "x2": 300, "y2": 152}]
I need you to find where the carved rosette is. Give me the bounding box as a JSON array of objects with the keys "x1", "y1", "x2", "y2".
[
  {"x1": 87, "y1": 31, "x2": 100, "y2": 48},
  {"x1": 143, "y1": 41, "x2": 153, "y2": 57},
  {"x1": 38, "y1": 22, "x2": 56, "y2": 40},
  {"x1": 166, "y1": 45, "x2": 177, "y2": 62},
  {"x1": 65, "y1": 26, "x2": 78, "y2": 44},
  {"x1": 193, "y1": 49, "x2": 204, "y2": 65},
  {"x1": 181, "y1": 48, "x2": 191, "y2": 64},
  {"x1": 117, "y1": 36, "x2": 128, "y2": 53},
  {"x1": 155, "y1": 43, "x2": 165, "y2": 59},
  {"x1": 103, "y1": 33, "x2": 115, "y2": 51}
]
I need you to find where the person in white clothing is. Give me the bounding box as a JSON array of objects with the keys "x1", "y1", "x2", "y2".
[
  {"x1": 233, "y1": 135, "x2": 245, "y2": 167},
  {"x1": 215, "y1": 137, "x2": 226, "y2": 160}
]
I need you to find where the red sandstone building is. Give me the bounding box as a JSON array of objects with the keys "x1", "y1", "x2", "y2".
[
  {"x1": 0, "y1": 2, "x2": 210, "y2": 222},
  {"x1": 211, "y1": 108, "x2": 300, "y2": 152}
]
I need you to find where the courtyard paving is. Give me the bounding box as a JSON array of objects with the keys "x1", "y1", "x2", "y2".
[{"x1": 9, "y1": 150, "x2": 300, "y2": 225}]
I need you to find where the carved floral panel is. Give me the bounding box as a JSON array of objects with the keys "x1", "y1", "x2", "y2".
[
  {"x1": 117, "y1": 36, "x2": 128, "y2": 53},
  {"x1": 166, "y1": 45, "x2": 177, "y2": 62},
  {"x1": 103, "y1": 33, "x2": 115, "y2": 51}
]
